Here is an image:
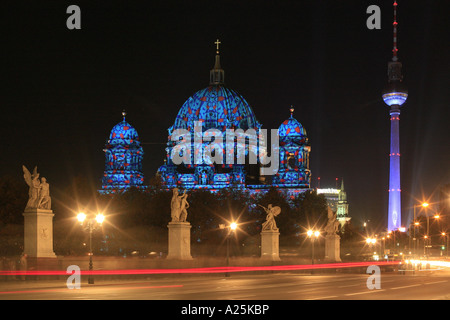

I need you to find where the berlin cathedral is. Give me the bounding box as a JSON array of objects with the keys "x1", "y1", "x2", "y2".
[{"x1": 101, "y1": 41, "x2": 313, "y2": 200}]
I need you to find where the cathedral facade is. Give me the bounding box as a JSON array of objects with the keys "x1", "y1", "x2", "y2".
[
  {"x1": 101, "y1": 43, "x2": 311, "y2": 199},
  {"x1": 101, "y1": 111, "x2": 145, "y2": 193}
]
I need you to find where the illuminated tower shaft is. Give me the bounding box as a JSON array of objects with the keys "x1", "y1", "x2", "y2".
[
  {"x1": 388, "y1": 108, "x2": 401, "y2": 231},
  {"x1": 382, "y1": 1, "x2": 407, "y2": 231}
]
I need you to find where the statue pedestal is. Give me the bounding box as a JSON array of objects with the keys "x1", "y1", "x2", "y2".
[
  {"x1": 260, "y1": 230, "x2": 281, "y2": 261},
  {"x1": 325, "y1": 234, "x2": 341, "y2": 262},
  {"x1": 167, "y1": 221, "x2": 193, "y2": 260},
  {"x1": 23, "y1": 208, "x2": 56, "y2": 259}
]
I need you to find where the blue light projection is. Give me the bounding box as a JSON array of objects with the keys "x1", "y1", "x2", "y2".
[
  {"x1": 102, "y1": 46, "x2": 313, "y2": 200},
  {"x1": 101, "y1": 112, "x2": 145, "y2": 193},
  {"x1": 272, "y1": 108, "x2": 311, "y2": 192},
  {"x1": 159, "y1": 84, "x2": 261, "y2": 190}
]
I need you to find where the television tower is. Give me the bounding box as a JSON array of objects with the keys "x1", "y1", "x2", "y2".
[{"x1": 382, "y1": 1, "x2": 408, "y2": 231}]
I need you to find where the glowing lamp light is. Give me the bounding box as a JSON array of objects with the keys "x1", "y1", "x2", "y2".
[
  {"x1": 95, "y1": 214, "x2": 105, "y2": 224},
  {"x1": 398, "y1": 227, "x2": 406, "y2": 232},
  {"x1": 230, "y1": 222, "x2": 237, "y2": 231},
  {"x1": 77, "y1": 212, "x2": 86, "y2": 223},
  {"x1": 422, "y1": 202, "x2": 429, "y2": 208},
  {"x1": 307, "y1": 230, "x2": 320, "y2": 238}
]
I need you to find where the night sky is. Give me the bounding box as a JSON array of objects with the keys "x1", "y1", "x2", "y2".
[{"x1": 1, "y1": 0, "x2": 449, "y2": 230}]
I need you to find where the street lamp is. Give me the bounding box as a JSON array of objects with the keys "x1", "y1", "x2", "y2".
[
  {"x1": 413, "y1": 202, "x2": 429, "y2": 257},
  {"x1": 77, "y1": 212, "x2": 105, "y2": 284},
  {"x1": 307, "y1": 230, "x2": 320, "y2": 265},
  {"x1": 441, "y1": 232, "x2": 449, "y2": 258},
  {"x1": 419, "y1": 203, "x2": 441, "y2": 257},
  {"x1": 220, "y1": 222, "x2": 237, "y2": 277},
  {"x1": 424, "y1": 235, "x2": 428, "y2": 257}
]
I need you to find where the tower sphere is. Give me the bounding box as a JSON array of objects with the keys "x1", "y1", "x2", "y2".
[{"x1": 382, "y1": 80, "x2": 408, "y2": 107}]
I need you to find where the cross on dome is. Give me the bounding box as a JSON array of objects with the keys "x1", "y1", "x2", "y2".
[{"x1": 215, "y1": 39, "x2": 221, "y2": 54}]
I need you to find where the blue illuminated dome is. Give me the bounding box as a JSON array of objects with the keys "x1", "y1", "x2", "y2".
[
  {"x1": 170, "y1": 85, "x2": 260, "y2": 132},
  {"x1": 160, "y1": 43, "x2": 263, "y2": 190},
  {"x1": 272, "y1": 107, "x2": 311, "y2": 188},
  {"x1": 108, "y1": 119, "x2": 140, "y2": 145},
  {"x1": 101, "y1": 111, "x2": 145, "y2": 193},
  {"x1": 278, "y1": 107, "x2": 307, "y2": 138}
]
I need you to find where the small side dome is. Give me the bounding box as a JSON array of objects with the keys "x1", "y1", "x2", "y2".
[
  {"x1": 278, "y1": 107, "x2": 307, "y2": 138},
  {"x1": 108, "y1": 111, "x2": 140, "y2": 145}
]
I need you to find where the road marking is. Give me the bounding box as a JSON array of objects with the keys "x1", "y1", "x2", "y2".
[
  {"x1": 423, "y1": 280, "x2": 447, "y2": 285},
  {"x1": 344, "y1": 289, "x2": 386, "y2": 296},
  {"x1": 230, "y1": 295, "x2": 257, "y2": 299},
  {"x1": 306, "y1": 295, "x2": 338, "y2": 300},
  {"x1": 338, "y1": 284, "x2": 361, "y2": 288},
  {"x1": 390, "y1": 284, "x2": 421, "y2": 290}
]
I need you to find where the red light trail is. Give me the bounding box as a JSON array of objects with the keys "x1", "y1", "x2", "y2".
[{"x1": 0, "y1": 261, "x2": 399, "y2": 276}]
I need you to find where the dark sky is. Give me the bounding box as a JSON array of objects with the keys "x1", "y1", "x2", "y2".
[{"x1": 1, "y1": 0, "x2": 449, "y2": 230}]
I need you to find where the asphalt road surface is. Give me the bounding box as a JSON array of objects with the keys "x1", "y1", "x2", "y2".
[{"x1": 1, "y1": 270, "x2": 449, "y2": 301}]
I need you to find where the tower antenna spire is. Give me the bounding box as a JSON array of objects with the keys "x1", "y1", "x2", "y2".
[{"x1": 392, "y1": 1, "x2": 398, "y2": 62}]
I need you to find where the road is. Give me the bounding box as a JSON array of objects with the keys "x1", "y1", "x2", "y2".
[{"x1": 1, "y1": 270, "x2": 449, "y2": 301}]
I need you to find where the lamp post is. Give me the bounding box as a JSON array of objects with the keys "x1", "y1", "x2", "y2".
[
  {"x1": 413, "y1": 221, "x2": 420, "y2": 257},
  {"x1": 423, "y1": 235, "x2": 428, "y2": 257},
  {"x1": 77, "y1": 212, "x2": 105, "y2": 284},
  {"x1": 413, "y1": 202, "x2": 429, "y2": 257},
  {"x1": 441, "y1": 232, "x2": 449, "y2": 258},
  {"x1": 421, "y1": 203, "x2": 440, "y2": 257},
  {"x1": 220, "y1": 222, "x2": 237, "y2": 277},
  {"x1": 307, "y1": 230, "x2": 320, "y2": 265}
]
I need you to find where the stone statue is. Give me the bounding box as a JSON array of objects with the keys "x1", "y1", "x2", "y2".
[
  {"x1": 179, "y1": 192, "x2": 189, "y2": 222},
  {"x1": 325, "y1": 206, "x2": 340, "y2": 236},
  {"x1": 170, "y1": 188, "x2": 189, "y2": 222},
  {"x1": 23, "y1": 165, "x2": 51, "y2": 210},
  {"x1": 37, "y1": 177, "x2": 51, "y2": 210},
  {"x1": 260, "y1": 204, "x2": 281, "y2": 231}
]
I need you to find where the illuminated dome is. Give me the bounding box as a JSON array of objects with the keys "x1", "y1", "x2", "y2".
[
  {"x1": 108, "y1": 117, "x2": 140, "y2": 145},
  {"x1": 101, "y1": 111, "x2": 144, "y2": 193},
  {"x1": 160, "y1": 41, "x2": 263, "y2": 190},
  {"x1": 170, "y1": 85, "x2": 260, "y2": 132},
  {"x1": 278, "y1": 107, "x2": 307, "y2": 140},
  {"x1": 273, "y1": 107, "x2": 311, "y2": 189}
]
